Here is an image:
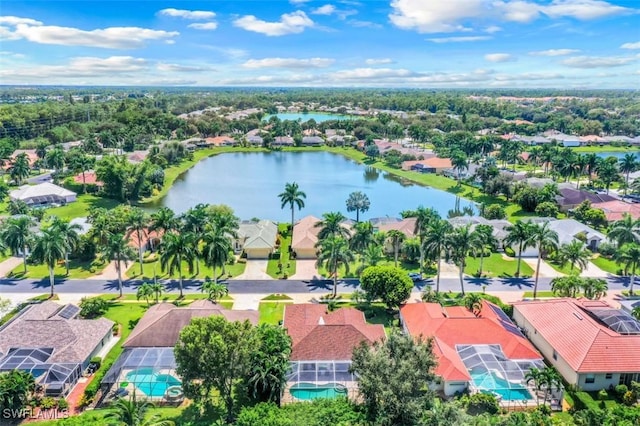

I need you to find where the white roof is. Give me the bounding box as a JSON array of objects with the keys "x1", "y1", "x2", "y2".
[
  {"x1": 10, "y1": 183, "x2": 76, "y2": 201},
  {"x1": 547, "y1": 219, "x2": 605, "y2": 245}
]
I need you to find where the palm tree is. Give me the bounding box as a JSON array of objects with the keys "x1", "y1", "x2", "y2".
[
  {"x1": 278, "y1": 182, "x2": 306, "y2": 230},
  {"x1": 412, "y1": 206, "x2": 440, "y2": 277},
  {"x1": 136, "y1": 283, "x2": 154, "y2": 307},
  {"x1": 202, "y1": 280, "x2": 229, "y2": 302},
  {"x1": 45, "y1": 148, "x2": 65, "y2": 174},
  {"x1": 619, "y1": 153, "x2": 637, "y2": 195},
  {"x1": 70, "y1": 154, "x2": 95, "y2": 193},
  {"x1": 386, "y1": 230, "x2": 406, "y2": 267},
  {"x1": 101, "y1": 233, "x2": 135, "y2": 298},
  {"x1": 49, "y1": 216, "x2": 82, "y2": 276},
  {"x1": 557, "y1": 241, "x2": 591, "y2": 273},
  {"x1": 447, "y1": 224, "x2": 479, "y2": 295},
  {"x1": 127, "y1": 208, "x2": 149, "y2": 276},
  {"x1": 149, "y1": 207, "x2": 178, "y2": 235},
  {"x1": 584, "y1": 153, "x2": 599, "y2": 185},
  {"x1": 209, "y1": 210, "x2": 239, "y2": 275},
  {"x1": 356, "y1": 244, "x2": 384, "y2": 275},
  {"x1": 529, "y1": 222, "x2": 559, "y2": 299},
  {"x1": 581, "y1": 278, "x2": 608, "y2": 300},
  {"x1": 422, "y1": 219, "x2": 452, "y2": 293},
  {"x1": 609, "y1": 213, "x2": 640, "y2": 247},
  {"x1": 149, "y1": 282, "x2": 164, "y2": 303},
  {"x1": 181, "y1": 204, "x2": 209, "y2": 275},
  {"x1": 540, "y1": 367, "x2": 563, "y2": 404},
  {"x1": 451, "y1": 152, "x2": 468, "y2": 182},
  {"x1": 632, "y1": 306, "x2": 640, "y2": 320},
  {"x1": 201, "y1": 228, "x2": 231, "y2": 283},
  {"x1": 472, "y1": 224, "x2": 497, "y2": 277},
  {"x1": 525, "y1": 368, "x2": 544, "y2": 406},
  {"x1": 30, "y1": 225, "x2": 67, "y2": 297},
  {"x1": 350, "y1": 221, "x2": 375, "y2": 269},
  {"x1": 315, "y1": 235, "x2": 355, "y2": 297},
  {"x1": 504, "y1": 220, "x2": 535, "y2": 277},
  {"x1": 159, "y1": 232, "x2": 196, "y2": 298},
  {"x1": 463, "y1": 293, "x2": 482, "y2": 316},
  {"x1": 105, "y1": 392, "x2": 173, "y2": 426},
  {"x1": 617, "y1": 243, "x2": 640, "y2": 295},
  {"x1": 2, "y1": 215, "x2": 33, "y2": 273},
  {"x1": 315, "y1": 211, "x2": 350, "y2": 240},
  {"x1": 8, "y1": 153, "x2": 30, "y2": 185},
  {"x1": 345, "y1": 191, "x2": 371, "y2": 222},
  {"x1": 551, "y1": 276, "x2": 582, "y2": 298}
]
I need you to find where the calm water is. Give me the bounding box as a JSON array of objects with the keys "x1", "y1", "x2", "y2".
[
  {"x1": 152, "y1": 152, "x2": 475, "y2": 221},
  {"x1": 594, "y1": 151, "x2": 639, "y2": 160},
  {"x1": 265, "y1": 112, "x2": 353, "y2": 123}
]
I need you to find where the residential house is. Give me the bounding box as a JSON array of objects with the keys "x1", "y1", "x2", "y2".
[
  {"x1": 591, "y1": 200, "x2": 640, "y2": 222},
  {"x1": 272, "y1": 136, "x2": 294, "y2": 147},
  {"x1": 291, "y1": 215, "x2": 321, "y2": 259},
  {"x1": 10, "y1": 182, "x2": 77, "y2": 206},
  {"x1": 0, "y1": 301, "x2": 114, "y2": 396},
  {"x1": 127, "y1": 150, "x2": 149, "y2": 164},
  {"x1": 236, "y1": 220, "x2": 278, "y2": 259},
  {"x1": 376, "y1": 217, "x2": 417, "y2": 253},
  {"x1": 69, "y1": 217, "x2": 91, "y2": 235},
  {"x1": 301, "y1": 136, "x2": 324, "y2": 146},
  {"x1": 283, "y1": 304, "x2": 385, "y2": 400},
  {"x1": 556, "y1": 188, "x2": 616, "y2": 211},
  {"x1": 128, "y1": 229, "x2": 162, "y2": 252},
  {"x1": 10, "y1": 149, "x2": 39, "y2": 167},
  {"x1": 402, "y1": 157, "x2": 452, "y2": 175},
  {"x1": 513, "y1": 299, "x2": 640, "y2": 390},
  {"x1": 204, "y1": 136, "x2": 236, "y2": 147},
  {"x1": 247, "y1": 135, "x2": 264, "y2": 145},
  {"x1": 400, "y1": 301, "x2": 543, "y2": 397},
  {"x1": 448, "y1": 216, "x2": 512, "y2": 249},
  {"x1": 72, "y1": 170, "x2": 103, "y2": 187}
]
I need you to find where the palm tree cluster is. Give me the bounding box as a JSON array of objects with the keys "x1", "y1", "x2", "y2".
[{"x1": 608, "y1": 213, "x2": 640, "y2": 295}]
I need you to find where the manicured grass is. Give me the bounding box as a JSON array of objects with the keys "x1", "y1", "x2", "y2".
[
  {"x1": 318, "y1": 258, "x2": 421, "y2": 278},
  {"x1": 7, "y1": 258, "x2": 107, "y2": 279},
  {"x1": 569, "y1": 390, "x2": 621, "y2": 411},
  {"x1": 573, "y1": 145, "x2": 638, "y2": 153},
  {"x1": 548, "y1": 259, "x2": 580, "y2": 276},
  {"x1": 110, "y1": 293, "x2": 233, "y2": 308},
  {"x1": 267, "y1": 223, "x2": 296, "y2": 279},
  {"x1": 45, "y1": 194, "x2": 120, "y2": 220},
  {"x1": 126, "y1": 258, "x2": 245, "y2": 280},
  {"x1": 258, "y1": 302, "x2": 292, "y2": 325},
  {"x1": 262, "y1": 293, "x2": 293, "y2": 300},
  {"x1": 522, "y1": 290, "x2": 584, "y2": 298},
  {"x1": 591, "y1": 255, "x2": 621, "y2": 275},
  {"x1": 464, "y1": 252, "x2": 534, "y2": 278}
]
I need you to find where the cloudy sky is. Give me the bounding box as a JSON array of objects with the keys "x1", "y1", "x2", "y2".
[{"x1": 0, "y1": 0, "x2": 638, "y2": 88}]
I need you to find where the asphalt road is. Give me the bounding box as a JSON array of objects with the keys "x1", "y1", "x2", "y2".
[{"x1": 0, "y1": 276, "x2": 632, "y2": 295}]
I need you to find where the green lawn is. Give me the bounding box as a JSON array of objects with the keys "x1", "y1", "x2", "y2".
[
  {"x1": 106, "y1": 293, "x2": 233, "y2": 308},
  {"x1": 464, "y1": 253, "x2": 534, "y2": 278},
  {"x1": 318, "y1": 258, "x2": 421, "y2": 278},
  {"x1": 591, "y1": 255, "x2": 621, "y2": 275},
  {"x1": 126, "y1": 258, "x2": 245, "y2": 280},
  {"x1": 267, "y1": 223, "x2": 296, "y2": 279},
  {"x1": 45, "y1": 194, "x2": 120, "y2": 220},
  {"x1": 258, "y1": 302, "x2": 292, "y2": 325},
  {"x1": 7, "y1": 258, "x2": 107, "y2": 279},
  {"x1": 262, "y1": 293, "x2": 293, "y2": 301},
  {"x1": 548, "y1": 259, "x2": 581, "y2": 276},
  {"x1": 573, "y1": 145, "x2": 638, "y2": 153}
]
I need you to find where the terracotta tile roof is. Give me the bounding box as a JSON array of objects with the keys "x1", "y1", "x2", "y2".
[
  {"x1": 124, "y1": 300, "x2": 259, "y2": 347},
  {"x1": 422, "y1": 157, "x2": 453, "y2": 168},
  {"x1": 401, "y1": 301, "x2": 541, "y2": 381},
  {"x1": 283, "y1": 304, "x2": 385, "y2": 361},
  {"x1": 127, "y1": 229, "x2": 161, "y2": 249},
  {"x1": 291, "y1": 215, "x2": 322, "y2": 251},
  {"x1": 205, "y1": 136, "x2": 236, "y2": 146},
  {"x1": 72, "y1": 170, "x2": 103, "y2": 186},
  {"x1": 513, "y1": 299, "x2": 640, "y2": 373},
  {"x1": 591, "y1": 200, "x2": 640, "y2": 222},
  {"x1": 378, "y1": 217, "x2": 417, "y2": 238}
]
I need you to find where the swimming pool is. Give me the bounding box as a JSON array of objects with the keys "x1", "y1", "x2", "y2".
[
  {"x1": 290, "y1": 383, "x2": 347, "y2": 400},
  {"x1": 125, "y1": 368, "x2": 182, "y2": 398},
  {"x1": 471, "y1": 371, "x2": 532, "y2": 401}
]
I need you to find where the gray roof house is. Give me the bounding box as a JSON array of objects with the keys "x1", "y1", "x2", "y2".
[
  {"x1": 272, "y1": 136, "x2": 294, "y2": 146},
  {"x1": 547, "y1": 219, "x2": 606, "y2": 252},
  {"x1": 10, "y1": 182, "x2": 77, "y2": 206},
  {"x1": 302, "y1": 136, "x2": 324, "y2": 146},
  {"x1": 235, "y1": 220, "x2": 279, "y2": 259},
  {"x1": 0, "y1": 301, "x2": 114, "y2": 396}
]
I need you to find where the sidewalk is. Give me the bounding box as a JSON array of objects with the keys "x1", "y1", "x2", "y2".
[
  {"x1": 0, "y1": 256, "x2": 24, "y2": 278},
  {"x1": 523, "y1": 258, "x2": 563, "y2": 278},
  {"x1": 87, "y1": 261, "x2": 125, "y2": 281}
]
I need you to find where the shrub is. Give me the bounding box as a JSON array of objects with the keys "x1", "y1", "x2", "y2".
[
  {"x1": 535, "y1": 201, "x2": 559, "y2": 218},
  {"x1": 631, "y1": 381, "x2": 640, "y2": 397},
  {"x1": 40, "y1": 396, "x2": 57, "y2": 409},
  {"x1": 57, "y1": 398, "x2": 69, "y2": 410},
  {"x1": 616, "y1": 384, "x2": 629, "y2": 397},
  {"x1": 623, "y1": 390, "x2": 637, "y2": 406},
  {"x1": 598, "y1": 389, "x2": 608, "y2": 401},
  {"x1": 598, "y1": 242, "x2": 616, "y2": 257},
  {"x1": 90, "y1": 356, "x2": 102, "y2": 369},
  {"x1": 462, "y1": 392, "x2": 499, "y2": 415},
  {"x1": 79, "y1": 297, "x2": 110, "y2": 319}
]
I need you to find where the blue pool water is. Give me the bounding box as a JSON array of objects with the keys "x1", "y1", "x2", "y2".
[
  {"x1": 290, "y1": 382, "x2": 347, "y2": 400},
  {"x1": 125, "y1": 368, "x2": 181, "y2": 397},
  {"x1": 471, "y1": 371, "x2": 532, "y2": 401}
]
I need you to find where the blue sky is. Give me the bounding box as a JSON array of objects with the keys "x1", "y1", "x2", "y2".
[{"x1": 0, "y1": 0, "x2": 638, "y2": 88}]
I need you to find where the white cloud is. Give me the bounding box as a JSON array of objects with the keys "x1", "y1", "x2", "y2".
[
  {"x1": 365, "y1": 58, "x2": 394, "y2": 65},
  {"x1": 157, "y1": 63, "x2": 210, "y2": 72},
  {"x1": 543, "y1": 0, "x2": 631, "y2": 20},
  {"x1": 233, "y1": 11, "x2": 314, "y2": 36},
  {"x1": 0, "y1": 50, "x2": 25, "y2": 59},
  {"x1": 484, "y1": 25, "x2": 502, "y2": 33},
  {"x1": 427, "y1": 36, "x2": 491, "y2": 43},
  {"x1": 562, "y1": 55, "x2": 638, "y2": 68},
  {"x1": 485, "y1": 53, "x2": 514, "y2": 62},
  {"x1": 621, "y1": 42, "x2": 640, "y2": 50},
  {"x1": 331, "y1": 67, "x2": 416, "y2": 80},
  {"x1": 243, "y1": 57, "x2": 334, "y2": 68},
  {"x1": 0, "y1": 56, "x2": 148, "y2": 80},
  {"x1": 529, "y1": 49, "x2": 580, "y2": 56},
  {"x1": 188, "y1": 22, "x2": 218, "y2": 31},
  {"x1": 349, "y1": 20, "x2": 382, "y2": 29},
  {"x1": 157, "y1": 8, "x2": 216, "y2": 20},
  {"x1": 389, "y1": 0, "x2": 484, "y2": 33},
  {"x1": 312, "y1": 5, "x2": 336, "y2": 15},
  {"x1": 0, "y1": 16, "x2": 42, "y2": 26}
]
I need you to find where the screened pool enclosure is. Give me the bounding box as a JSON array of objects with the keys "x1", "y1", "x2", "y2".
[{"x1": 285, "y1": 361, "x2": 358, "y2": 401}]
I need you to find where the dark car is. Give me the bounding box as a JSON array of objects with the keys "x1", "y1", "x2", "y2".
[{"x1": 408, "y1": 273, "x2": 422, "y2": 282}]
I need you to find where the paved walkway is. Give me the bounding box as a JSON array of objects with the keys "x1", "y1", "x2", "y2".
[
  {"x1": 88, "y1": 261, "x2": 125, "y2": 281},
  {"x1": 0, "y1": 256, "x2": 24, "y2": 278},
  {"x1": 439, "y1": 261, "x2": 462, "y2": 278},
  {"x1": 233, "y1": 260, "x2": 271, "y2": 280},
  {"x1": 290, "y1": 260, "x2": 322, "y2": 280},
  {"x1": 580, "y1": 261, "x2": 609, "y2": 278},
  {"x1": 523, "y1": 258, "x2": 563, "y2": 278},
  {"x1": 231, "y1": 293, "x2": 261, "y2": 310}
]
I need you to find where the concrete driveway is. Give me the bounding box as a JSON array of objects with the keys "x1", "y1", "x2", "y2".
[
  {"x1": 523, "y1": 258, "x2": 563, "y2": 278},
  {"x1": 290, "y1": 260, "x2": 323, "y2": 280},
  {"x1": 0, "y1": 257, "x2": 24, "y2": 278},
  {"x1": 234, "y1": 260, "x2": 271, "y2": 280}
]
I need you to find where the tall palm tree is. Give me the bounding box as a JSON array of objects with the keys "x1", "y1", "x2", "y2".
[
  {"x1": 149, "y1": 282, "x2": 164, "y2": 303},
  {"x1": 8, "y1": 153, "x2": 30, "y2": 185},
  {"x1": 181, "y1": 204, "x2": 210, "y2": 275},
  {"x1": 209, "y1": 209, "x2": 239, "y2": 275},
  {"x1": 609, "y1": 213, "x2": 640, "y2": 246},
  {"x1": 105, "y1": 392, "x2": 173, "y2": 426},
  {"x1": 350, "y1": 221, "x2": 375, "y2": 270},
  {"x1": 49, "y1": 216, "x2": 82, "y2": 276},
  {"x1": 581, "y1": 277, "x2": 608, "y2": 300},
  {"x1": 447, "y1": 224, "x2": 480, "y2": 295},
  {"x1": 136, "y1": 283, "x2": 154, "y2": 307},
  {"x1": 356, "y1": 244, "x2": 384, "y2": 275},
  {"x1": 584, "y1": 153, "x2": 599, "y2": 185},
  {"x1": 278, "y1": 182, "x2": 306, "y2": 230},
  {"x1": 422, "y1": 219, "x2": 452, "y2": 293},
  {"x1": 345, "y1": 191, "x2": 371, "y2": 222},
  {"x1": 30, "y1": 225, "x2": 67, "y2": 297},
  {"x1": 2, "y1": 215, "x2": 33, "y2": 273},
  {"x1": 201, "y1": 228, "x2": 231, "y2": 283},
  {"x1": 386, "y1": 230, "x2": 406, "y2": 267},
  {"x1": 463, "y1": 293, "x2": 483, "y2": 316},
  {"x1": 619, "y1": 153, "x2": 638, "y2": 195},
  {"x1": 617, "y1": 243, "x2": 640, "y2": 296},
  {"x1": 504, "y1": 220, "x2": 535, "y2": 277},
  {"x1": 472, "y1": 224, "x2": 497, "y2": 277},
  {"x1": 149, "y1": 207, "x2": 178, "y2": 236},
  {"x1": 412, "y1": 207, "x2": 440, "y2": 277},
  {"x1": 101, "y1": 233, "x2": 135, "y2": 298},
  {"x1": 557, "y1": 241, "x2": 591, "y2": 273},
  {"x1": 529, "y1": 222, "x2": 559, "y2": 299},
  {"x1": 315, "y1": 211, "x2": 350, "y2": 240},
  {"x1": 70, "y1": 154, "x2": 95, "y2": 193},
  {"x1": 315, "y1": 235, "x2": 355, "y2": 297},
  {"x1": 201, "y1": 280, "x2": 229, "y2": 302},
  {"x1": 127, "y1": 208, "x2": 149, "y2": 276},
  {"x1": 451, "y1": 152, "x2": 468, "y2": 182},
  {"x1": 159, "y1": 232, "x2": 196, "y2": 298}
]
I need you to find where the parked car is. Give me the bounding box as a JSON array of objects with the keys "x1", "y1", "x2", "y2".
[{"x1": 408, "y1": 272, "x2": 422, "y2": 282}]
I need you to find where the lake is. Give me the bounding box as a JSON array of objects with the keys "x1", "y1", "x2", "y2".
[
  {"x1": 151, "y1": 152, "x2": 475, "y2": 221},
  {"x1": 264, "y1": 112, "x2": 353, "y2": 123},
  {"x1": 595, "y1": 151, "x2": 639, "y2": 160}
]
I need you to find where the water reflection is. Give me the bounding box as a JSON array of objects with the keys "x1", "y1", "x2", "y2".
[{"x1": 363, "y1": 166, "x2": 380, "y2": 183}]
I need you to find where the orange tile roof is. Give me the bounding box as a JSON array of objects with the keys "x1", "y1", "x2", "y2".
[
  {"x1": 127, "y1": 229, "x2": 162, "y2": 249},
  {"x1": 283, "y1": 304, "x2": 385, "y2": 361},
  {"x1": 401, "y1": 301, "x2": 541, "y2": 381},
  {"x1": 291, "y1": 215, "x2": 322, "y2": 251},
  {"x1": 513, "y1": 298, "x2": 640, "y2": 373},
  {"x1": 72, "y1": 170, "x2": 102, "y2": 186},
  {"x1": 378, "y1": 217, "x2": 417, "y2": 238},
  {"x1": 423, "y1": 157, "x2": 453, "y2": 168},
  {"x1": 205, "y1": 136, "x2": 235, "y2": 146},
  {"x1": 591, "y1": 200, "x2": 640, "y2": 222}
]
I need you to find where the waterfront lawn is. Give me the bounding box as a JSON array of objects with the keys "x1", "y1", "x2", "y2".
[
  {"x1": 591, "y1": 255, "x2": 621, "y2": 275},
  {"x1": 126, "y1": 258, "x2": 245, "y2": 280},
  {"x1": 258, "y1": 301, "x2": 292, "y2": 325},
  {"x1": 45, "y1": 194, "x2": 120, "y2": 220},
  {"x1": 267, "y1": 223, "x2": 296, "y2": 279},
  {"x1": 7, "y1": 258, "x2": 106, "y2": 279},
  {"x1": 464, "y1": 253, "x2": 533, "y2": 278}
]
